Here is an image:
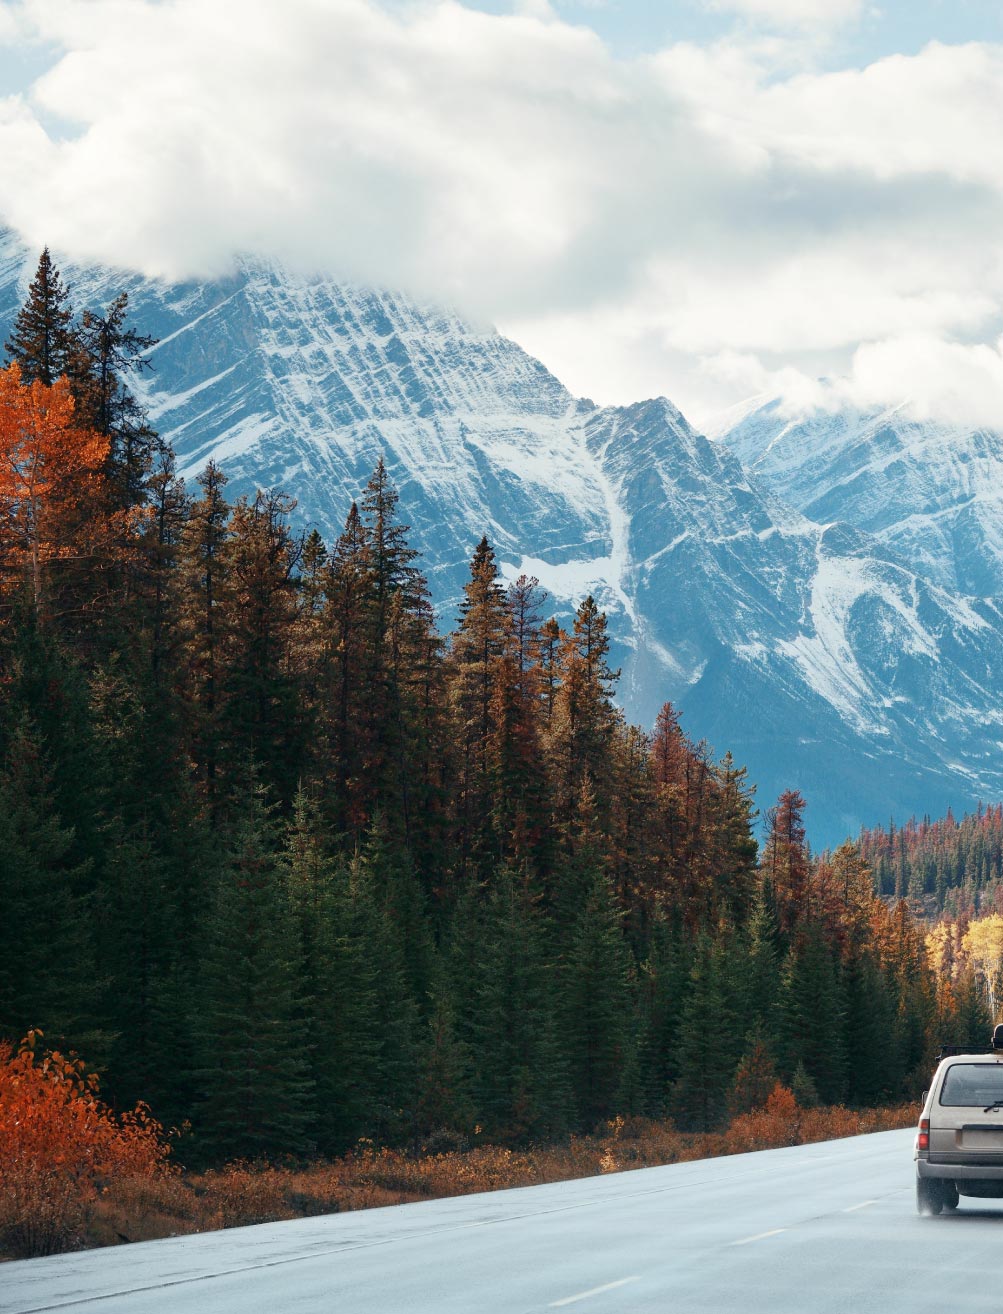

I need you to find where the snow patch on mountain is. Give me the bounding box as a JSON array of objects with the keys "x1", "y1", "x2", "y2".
[{"x1": 780, "y1": 554, "x2": 882, "y2": 733}]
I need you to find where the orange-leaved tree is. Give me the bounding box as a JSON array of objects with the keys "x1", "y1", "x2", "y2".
[
  {"x1": 0, "y1": 1029, "x2": 172, "y2": 1258},
  {"x1": 0, "y1": 364, "x2": 110, "y2": 623}
]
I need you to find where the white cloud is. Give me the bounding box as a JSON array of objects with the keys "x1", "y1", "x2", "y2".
[
  {"x1": 809, "y1": 336, "x2": 1003, "y2": 430},
  {"x1": 693, "y1": 335, "x2": 1003, "y2": 434},
  {"x1": 0, "y1": 2, "x2": 1001, "y2": 424}
]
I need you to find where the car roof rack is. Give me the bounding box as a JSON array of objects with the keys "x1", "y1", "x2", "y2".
[{"x1": 938, "y1": 1027, "x2": 1003, "y2": 1061}]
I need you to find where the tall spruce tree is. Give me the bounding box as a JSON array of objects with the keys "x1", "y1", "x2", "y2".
[
  {"x1": 416, "y1": 986, "x2": 475, "y2": 1138},
  {"x1": 561, "y1": 866, "x2": 632, "y2": 1129},
  {"x1": 742, "y1": 879, "x2": 783, "y2": 1036},
  {"x1": 143, "y1": 448, "x2": 190, "y2": 685},
  {"x1": 843, "y1": 945, "x2": 895, "y2": 1105},
  {"x1": 470, "y1": 864, "x2": 567, "y2": 1139},
  {"x1": 282, "y1": 794, "x2": 382, "y2": 1154},
  {"x1": 195, "y1": 790, "x2": 315, "y2": 1161},
  {"x1": 549, "y1": 596, "x2": 621, "y2": 831},
  {"x1": 362, "y1": 816, "x2": 437, "y2": 1020},
  {"x1": 0, "y1": 719, "x2": 96, "y2": 1052},
  {"x1": 710, "y1": 752, "x2": 759, "y2": 924},
  {"x1": 636, "y1": 908, "x2": 689, "y2": 1116},
  {"x1": 5, "y1": 248, "x2": 75, "y2": 385},
  {"x1": 319, "y1": 500, "x2": 373, "y2": 833},
  {"x1": 672, "y1": 931, "x2": 737, "y2": 1131},
  {"x1": 779, "y1": 920, "x2": 846, "y2": 1103},
  {"x1": 764, "y1": 789, "x2": 810, "y2": 935},
  {"x1": 449, "y1": 537, "x2": 513, "y2": 880},
  {"x1": 71, "y1": 293, "x2": 159, "y2": 510},
  {"x1": 342, "y1": 848, "x2": 422, "y2": 1144},
  {"x1": 358, "y1": 460, "x2": 440, "y2": 850},
  {"x1": 224, "y1": 489, "x2": 304, "y2": 806},
  {"x1": 95, "y1": 819, "x2": 179, "y2": 1109},
  {"x1": 178, "y1": 462, "x2": 232, "y2": 820}
]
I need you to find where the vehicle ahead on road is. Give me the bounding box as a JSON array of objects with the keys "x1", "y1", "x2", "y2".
[{"x1": 915, "y1": 1025, "x2": 1003, "y2": 1215}]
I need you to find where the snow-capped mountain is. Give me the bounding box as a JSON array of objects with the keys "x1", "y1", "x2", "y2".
[
  {"x1": 3, "y1": 230, "x2": 1003, "y2": 845},
  {"x1": 716, "y1": 398, "x2": 1003, "y2": 600}
]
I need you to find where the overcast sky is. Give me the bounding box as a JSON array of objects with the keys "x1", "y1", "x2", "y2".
[{"x1": 0, "y1": 0, "x2": 1001, "y2": 426}]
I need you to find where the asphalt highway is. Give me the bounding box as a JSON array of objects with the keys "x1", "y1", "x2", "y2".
[{"x1": 5, "y1": 1127, "x2": 1002, "y2": 1314}]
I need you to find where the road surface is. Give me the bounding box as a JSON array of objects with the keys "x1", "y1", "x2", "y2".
[{"x1": 4, "y1": 1128, "x2": 1002, "y2": 1314}]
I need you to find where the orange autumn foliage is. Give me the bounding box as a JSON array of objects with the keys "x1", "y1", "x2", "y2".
[
  {"x1": 0, "y1": 364, "x2": 110, "y2": 618},
  {"x1": 0, "y1": 1031, "x2": 172, "y2": 1258},
  {"x1": 719, "y1": 1081, "x2": 898, "y2": 1153},
  {"x1": 85, "y1": 1100, "x2": 915, "y2": 1253}
]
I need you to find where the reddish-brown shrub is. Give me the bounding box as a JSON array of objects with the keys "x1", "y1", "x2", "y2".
[
  {"x1": 723, "y1": 1083, "x2": 913, "y2": 1155},
  {"x1": 6, "y1": 1060, "x2": 915, "y2": 1259},
  {"x1": 0, "y1": 1031, "x2": 172, "y2": 1257}
]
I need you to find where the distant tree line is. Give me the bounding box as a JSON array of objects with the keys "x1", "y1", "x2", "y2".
[
  {"x1": 861, "y1": 806, "x2": 1003, "y2": 918},
  {"x1": 0, "y1": 251, "x2": 964, "y2": 1164}
]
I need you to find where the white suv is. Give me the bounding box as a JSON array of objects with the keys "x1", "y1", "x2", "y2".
[{"x1": 915, "y1": 1029, "x2": 1003, "y2": 1215}]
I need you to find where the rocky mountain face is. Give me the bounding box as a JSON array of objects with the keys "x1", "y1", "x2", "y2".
[
  {"x1": 3, "y1": 230, "x2": 1003, "y2": 846},
  {"x1": 717, "y1": 398, "x2": 1003, "y2": 600}
]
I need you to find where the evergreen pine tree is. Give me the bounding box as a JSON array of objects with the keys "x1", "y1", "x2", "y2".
[
  {"x1": 357, "y1": 460, "x2": 441, "y2": 852},
  {"x1": 224, "y1": 489, "x2": 304, "y2": 806},
  {"x1": 0, "y1": 719, "x2": 96, "y2": 1051},
  {"x1": 178, "y1": 462, "x2": 232, "y2": 820},
  {"x1": 282, "y1": 792, "x2": 382, "y2": 1154},
  {"x1": 448, "y1": 536, "x2": 514, "y2": 879},
  {"x1": 710, "y1": 752, "x2": 759, "y2": 923},
  {"x1": 416, "y1": 986, "x2": 475, "y2": 1138},
  {"x1": 5, "y1": 248, "x2": 75, "y2": 385},
  {"x1": 549, "y1": 596, "x2": 621, "y2": 829},
  {"x1": 95, "y1": 818, "x2": 183, "y2": 1110},
  {"x1": 469, "y1": 864, "x2": 567, "y2": 1139},
  {"x1": 360, "y1": 457, "x2": 422, "y2": 650},
  {"x1": 1, "y1": 622, "x2": 107, "y2": 875},
  {"x1": 672, "y1": 931, "x2": 737, "y2": 1131},
  {"x1": 195, "y1": 791, "x2": 315, "y2": 1160},
  {"x1": 636, "y1": 908, "x2": 689, "y2": 1116},
  {"x1": 790, "y1": 1060, "x2": 820, "y2": 1108},
  {"x1": 341, "y1": 848, "x2": 422, "y2": 1144},
  {"x1": 606, "y1": 722, "x2": 656, "y2": 944},
  {"x1": 763, "y1": 789, "x2": 810, "y2": 934},
  {"x1": 319, "y1": 500, "x2": 373, "y2": 833},
  {"x1": 843, "y1": 945, "x2": 895, "y2": 1106},
  {"x1": 70, "y1": 292, "x2": 159, "y2": 510},
  {"x1": 561, "y1": 867, "x2": 632, "y2": 1129},
  {"x1": 742, "y1": 879, "x2": 783, "y2": 1035},
  {"x1": 779, "y1": 921, "x2": 846, "y2": 1103},
  {"x1": 143, "y1": 448, "x2": 190, "y2": 685},
  {"x1": 362, "y1": 815, "x2": 437, "y2": 1020}
]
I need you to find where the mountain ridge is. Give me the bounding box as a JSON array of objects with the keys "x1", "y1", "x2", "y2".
[
  {"x1": 2, "y1": 230, "x2": 1002, "y2": 845},
  {"x1": 719, "y1": 396, "x2": 1003, "y2": 600}
]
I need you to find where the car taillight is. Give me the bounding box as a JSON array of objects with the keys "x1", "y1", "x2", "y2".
[{"x1": 917, "y1": 1117, "x2": 930, "y2": 1151}]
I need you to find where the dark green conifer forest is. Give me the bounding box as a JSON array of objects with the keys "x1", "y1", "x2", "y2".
[{"x1": 0, "y1": 252, "x2": 956, "y2": 1163}]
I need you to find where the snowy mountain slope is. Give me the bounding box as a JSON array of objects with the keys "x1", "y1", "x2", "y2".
[
  {"x1": 716, "y1": 398, "x2": 1003, "y2": 599},
  {"x1": 3, "y1": 229, "x2": 1003, "y2": 842},
  {"x1": 583, "y1": 399, "x2": 1003, "y2": 836}
]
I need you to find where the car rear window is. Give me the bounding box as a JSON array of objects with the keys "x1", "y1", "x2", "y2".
[{"x1": 940, "y1": 1063, "x2": 1003, "y2": 1107}]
